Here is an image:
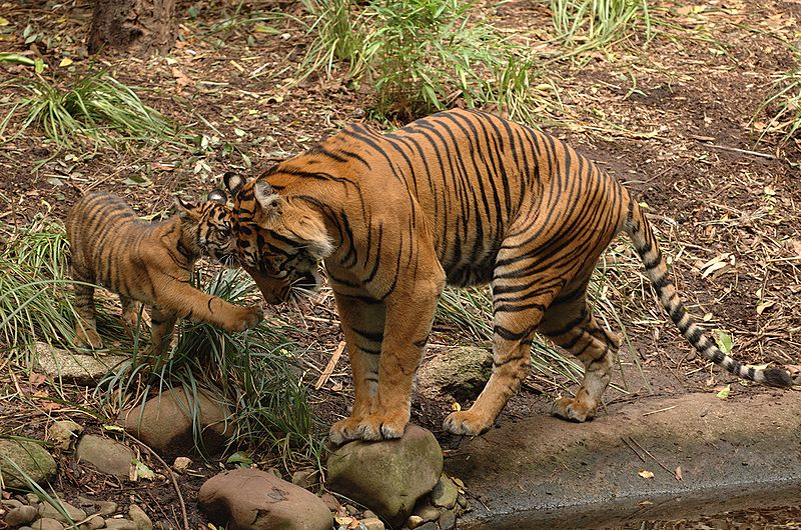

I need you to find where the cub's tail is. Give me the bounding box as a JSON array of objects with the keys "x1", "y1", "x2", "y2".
[{"x1": 624, "y1": 200, "x2": 792, "y2": 388}]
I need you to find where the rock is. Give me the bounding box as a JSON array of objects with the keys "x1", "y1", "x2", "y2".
[
  {"x1": 457, "y1": 494, "x2": 469, "y2": 509},
  {"x1": 0, "y1": 439, "x2": 57, "y2": 489},
  {"x1": 38, "y1": 498, "x2": 87, "y2": 523},
  {"x1": 412, "y1": 523, "x2": 439, "y2": 530},
  {"x1": 327, "y1": 425, "x2": 443, "y2": 528},
  {"x1": 75, "y1": 434, "x2": 134, "y2": 479},
  {"x1": 413, "y1": 502, "x2": 440, "y2": 523},
  {"x1": 31, "y1": 518, "x2": 65, "y2": 530},
  {"x1": 25, "y1": 494, "x2": 41, "y2": 506},
  {"x1": 438, "y1": 507, "x2": 458, "y2": 529},
  {"x1": 290, "y1": 468, "x2": 316, "y2": 489},
  {"x1": 128, "y1": 504, "x2": 152, "y2": 530},
  {"x1": 430, "y1": 475, "x2": 459, "y2": 509},
  {"x1": 360, "y1": 518, "x2": 385, "y2": 530},
  {"x1": 2, "y1": 499, "x2": 24, "y2": 509},
  {"x1": 416, "y1": 346, "x2": 492, "y2": 399},
  {"x1": 104, "y1": 518, "x2": 137, "y2": 530},
  {"x1": 118, "y1": 387, "x2": 234, "y2": 458},
  {"x1": 5, "y1": 505, "x2": 39, "y2": 526},
  {"x1": 48, "y1": 420, "x2": 84, "y2": 451},
  {"x1": 172, "y1": 457, "x2": 192, "y2": 473},
  {"x1": 362, "y1": 510, "x2": 377, "y2": 519},
  {"x1": 406, "y1": 515, "x2": 424, "y2": 529},
  {"x1": 33, "y1": 342, "x2": 127, "y2": 385},
  {"x1": 97, "y1": 500, "x2": 119, "y2": 516},
  {"x1": 198, "y1": 468, "x2": 332, "y2": 530},
  {"x1": 319, "y1": 492, "x2": 340, "y2": 512},
  {"x1": 79, "y1": 515, "x2": 105, "y2": 530}
]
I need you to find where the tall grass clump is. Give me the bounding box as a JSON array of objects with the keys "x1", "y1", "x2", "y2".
[
  {"x1": 299, "y1": 0, "x2": 553, "y2": 124},
  {"x1": 0, "y1": 72, "x2": 189, "y2": 150},
  {"x1": 99, "y1": 267, "x2": 323, "y2": 470},
  {"x1": 753, "y1": 57, "x2": 801, "y2": 143},
  {"x1": 550, "y1": 0, "x2": 653, "y2": 57}
]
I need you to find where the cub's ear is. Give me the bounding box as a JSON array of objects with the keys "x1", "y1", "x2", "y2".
[
  {"x1": 223, "y1": 172, "x2": 247, "y2": 196},
  {"x1": 175, "y1": 197, "x2": 200, "y2": 221},
  {"x1": 207, "y1": 189, "x2": 227, "y2": 205},
  {"x1": 253, "y1": 179, "x2": 283, "y2": 223}
]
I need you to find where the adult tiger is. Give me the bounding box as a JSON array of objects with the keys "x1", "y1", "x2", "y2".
[
  {"x1": 67, "y1": 189, "x2": 263, "y2": 356},
  {"x1": 225, "y1": 108, "x2": 792, "y2": 444}
]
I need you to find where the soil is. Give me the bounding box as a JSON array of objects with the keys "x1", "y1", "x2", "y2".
[{"x1": 1, "y1": 0, "x2": 800, "y2": 529}]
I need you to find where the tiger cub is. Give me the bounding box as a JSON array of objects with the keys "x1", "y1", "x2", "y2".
[{"x1": 66, "y1": 189, "x2": 263, "y2": 356}]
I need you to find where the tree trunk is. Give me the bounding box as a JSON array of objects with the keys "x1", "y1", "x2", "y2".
[{"x1": 87, "y1": 0, "x2": 176, "y2": 56}]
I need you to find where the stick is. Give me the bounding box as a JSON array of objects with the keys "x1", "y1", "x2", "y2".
[
  {"x1": 314, "y1": 341, "x2": 346, "y2": 390},
  {"x1": 642, "y1": 405, "x2": 677, "y2": 417},
  {"x1": 622, "y1": 437, "x2": 646, "y2": 462},
  {"x1": 628, "y1": 437, "x2": 680, "y2": 480},
  {"x1": 124, "y1": 432, "x2": 189, "y2": 530},
  {"x1": 689, "y1": 136, "x2": 778, "y2": 160}
]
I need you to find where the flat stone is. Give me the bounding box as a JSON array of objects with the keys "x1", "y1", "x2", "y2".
[
  {"x1": 413, "y1": 502, "x2": 439, "y2": 523},
  {"x1": 97, "y1": 500, "x2": 119, "y2": 516},
  {"x1": 199, "y1": 468, "x2": 332, "y2": 530},
  {"x1": 416, "y1": 346, "x2": 492, "y2": 399},
  {"x1": 38, "y1": 499, "x2": 87, "y2": 523},
  {"x1": 79, "y1": 515, "x2": 105, "y2": 530},
  {"x1": 2, "y1": 499, "x2": 24, "y2": 509},
  {"x1": 438, "y1": 507, "x2": 458, "y2": 530},
  {"x1": 128, "y1": 504, "x2": 152, "y2": 530},
  {"x1": 33, "y1": 341, "x2": 127, "y2": 385},
  {"x1": 430, "y1": 475, "x2": 459, "y2": 509},
  {"x1": 75, "y1": 434, "x2": 133, "y2": 479},
  {"x1": 327, "y1": 424, "x2": 443, "y2": 528},
  {"x1": 48, "y1": 420, "x2": 84, "y2": 451},
  {"x1": 412, "y1": 523, "x2": 439, "y2": 530},
  {"x1": 31, "y1": 518, "x2": 64, "y2": 530},
  {"x1": 0, "y1": 439, "x2": 57, "y2": 489},
  {"x1": 118, "y1": 387, "x2": 234, "y2": 459},
  {"x1": 360, "y1": 518, "x2": 385, "y2": 530},
  {"x1": 5, "y1": 505, "x2": 39, "y2": 526},
  {"x1": 104, "y1": 518, "x2": 137, "y2": 530}
]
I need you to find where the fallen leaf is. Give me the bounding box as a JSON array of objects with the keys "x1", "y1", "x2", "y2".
[
  {"x1": 756, "y1": 300, "x2": 776, "y2": 315},
  {"x1": 133, "y1": 459, "x2": 155, "y2": 480},
  {"x1": 59, "y1": 57, "x2": 73, "y2": 67},
  {"x1": 638, "y1": 468, "x2": 655, "y2": 479},
  {"x1": 675, "y1": 466, "x2": 683, "y2": 481},
  {"x1": 713, "y1": 330, "x2": 733, "y2": 354},
  {"x1": 716, "y1": 384, "x2": 731, "y2": 399},
  {"x1": 451, "y1": 401, "x2": 461, "y2": 412}
]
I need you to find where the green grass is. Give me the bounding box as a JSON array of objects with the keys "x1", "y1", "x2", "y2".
[
  {"x1": 550, "y1": 0, "x2": 653, "y2": 58},
  {"x1": 0, "y1": 72, "x2": 190, "y2": 150},
  {"x1": 298, "y1": 0, "x2": 551, "y2": 124},
  {"x1": 98, "y1": 267, "x2": 324, "y2": 471},
  {"x1": 753, "y1": 60, "x2": 801, "y2": 143}
]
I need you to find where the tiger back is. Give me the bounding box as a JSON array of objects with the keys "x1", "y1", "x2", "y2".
[
  {"x1": 66, "y1": 190, "x2": 262, "y2": 355},
  {"x1": 225, "y1": 108, "x2": 792, "y2": 445}
]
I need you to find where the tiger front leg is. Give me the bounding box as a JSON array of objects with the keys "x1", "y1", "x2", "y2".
[
  {"x1": 142, "y1": 307, "x2": 177, "y2": 360},
  {"x1": 329, "y1": 274, "x2": 444, "y2": 444},
  {"x1": 73, "y1": 283, "x2": 103, "y2": 349}
]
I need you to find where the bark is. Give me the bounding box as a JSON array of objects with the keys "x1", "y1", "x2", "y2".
[{"x1": 87, "y1": 0, "x2": 177, "y2": 56}]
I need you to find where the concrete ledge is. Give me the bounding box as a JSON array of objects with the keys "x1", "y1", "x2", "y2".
[{"x1": 444, "y1": 390, "x2": 801, "y2": 529}]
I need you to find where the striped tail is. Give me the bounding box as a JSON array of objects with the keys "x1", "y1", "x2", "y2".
[{"x1": 625, "y1": 201, "x2": 792, "y2": 388}]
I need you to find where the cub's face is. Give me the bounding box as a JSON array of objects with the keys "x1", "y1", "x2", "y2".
[
  {"x1": 176, "y1": 189, "x2": 238, "y2": 267},
  {"x1": 224, "y1": 173, "x2": 333, "y2": 305}
]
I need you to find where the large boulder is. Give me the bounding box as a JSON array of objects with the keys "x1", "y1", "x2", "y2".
[
  {"x1": 0, "y1": 438, "x2": 57, "y2": 489},
  {"x1": 118, "y1": 387, "x2": 234, "y2": 459},
  {"x1": 198, "y1": 468, "x2": 332, "y2": 530},
  {"x1": 327, "y1": 424, "x2": 443, "y2": 527}
]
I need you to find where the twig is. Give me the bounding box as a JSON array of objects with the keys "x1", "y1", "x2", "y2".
[
  {"x1": 124, "y1": 432, "x2": 189, "y2": 530},
  {"x1": 628, "y1": 437, "x2": 680, "y2": 480},
  {"x1": 689, "y1": 136, "x2": 779, "y2": 160},
  {"x1": 621, "y1": 437, "x2": 646, "y2": 462},
  {"x1": 314, "y1": 341, "x2": 346, "y2": 390},
  {"x1": 642, "y1": 405, "x2": 677, "y2": 417}
]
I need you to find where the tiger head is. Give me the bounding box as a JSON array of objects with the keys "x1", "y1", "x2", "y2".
[
  {"x1": 224, "y1": 172, "x2": 333, "y2": 304},
  {"x1": 175, "y1": 190, "x2": 239, "y2": 267}
]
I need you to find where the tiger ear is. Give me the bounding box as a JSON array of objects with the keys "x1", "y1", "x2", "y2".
[
  {"x1": 223, "y1": 171, "x2": 246, "y2": 196},
  {"x1": 207, "y1": 189, "x2": 227, "y2": 204},
  {"x1": 253, "y1": 179, "x2": 283, "y2": 223},
  {"x1": 175, "y1": 197, "x2": 200, "y2": 221},
  {"x1": 299, "y1": 216, "x2": 334, "y2": 259}
]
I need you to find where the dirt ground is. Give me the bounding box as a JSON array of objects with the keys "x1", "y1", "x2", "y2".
[{"x1": 1, "y1": 0, "x2": 801, "y2": 528}]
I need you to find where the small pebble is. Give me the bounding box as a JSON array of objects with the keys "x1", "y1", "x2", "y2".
[
  {"x1": 79, "y1": 515, "x2": 105, "y2": 530},
  {"x1": 319, "y1": 492, "x2": 340, "y2": 512},
  {"x1": 172, "y1": 457, "x2": 192, "y2": 473},
  {"x1": 97, "y1": 500, "x2": 118, "y2": 516},
  {"x1": 406, "y1": 515, "x2": 424, "y2": 529},
  {"x1": 360, "y1": 517, "x2": 385, "y2": 530}
]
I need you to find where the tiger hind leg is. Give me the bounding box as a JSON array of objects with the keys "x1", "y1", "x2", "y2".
[
  {"x1": 73, "y1": 282, "x2": 103, "y2": 349},
  {"x1": 539, "y1": 297, "x2": 620, "y2": 422},
  {"x1": 119, "y1": 295, "x2": 149, "y2": 338}
]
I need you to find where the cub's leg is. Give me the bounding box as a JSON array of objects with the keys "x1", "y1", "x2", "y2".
[
  {"x1": 73, "y1": 276, "x2": 103, "y2": 349},
  {"x1": 539, "y1": 289, "x2": 619, "y2": 422},
  {"x1": 119, "y1": 295, "x2": 149, "y2": 337},
  {"x1": 328, "y1": 293, "x2": 385, "y2": 445},
  {"x1": 154, "y1": 280, "x2": 263, "y2": 332},
  {"x1": 143, "y1": 307, "x2": 177, "y2": 358}
]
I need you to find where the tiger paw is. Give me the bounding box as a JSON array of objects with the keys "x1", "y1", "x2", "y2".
[
  {"x1": 328, "y1": 413, "x2": 408, "y2": 445},
  {"x1": 230, "y1": 305, "x2": 264, "y2": 332},
  {"x1": 551, "y1": 396, "x2": 595, "y2": 422},
  {"x1": 75, "y1": 327, "x2": 103, "y2": 349},
  {"x1": 443, "y1": 410, "x2": 492, "y2": 436}
]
